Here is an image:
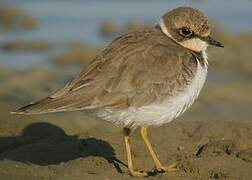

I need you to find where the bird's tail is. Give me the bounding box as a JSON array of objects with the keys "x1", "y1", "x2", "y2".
[{"x1": 11, "y1": 96, "x2": 87, "y2": 115}]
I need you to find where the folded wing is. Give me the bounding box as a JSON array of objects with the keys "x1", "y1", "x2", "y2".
[{"x1": 13, "y1": 28, "x2": 195, "y2": 115}]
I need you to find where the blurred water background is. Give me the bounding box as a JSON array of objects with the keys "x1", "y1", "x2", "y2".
[
  {"x1": 0, "y1": 0, "x2": 252, "y2": 69},
  {"x1": 1, "y1": 2, "x2": 252, "y2": 179},
  {"x1": 0, "y1": 0, "x2": 252, "y2": 124}
]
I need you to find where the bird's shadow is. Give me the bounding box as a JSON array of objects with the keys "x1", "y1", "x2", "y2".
[{"x1": 0, "y1": 122, "x2": 126, "y2": 173}]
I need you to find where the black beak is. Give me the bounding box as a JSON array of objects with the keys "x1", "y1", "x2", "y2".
[{"x1": 201, "y1": 36, "x2": 224, "y2": 48}]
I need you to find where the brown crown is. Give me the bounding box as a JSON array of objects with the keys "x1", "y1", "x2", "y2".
[{"x1": 162, "y1": 7, "x2": 211, "y2": 37}]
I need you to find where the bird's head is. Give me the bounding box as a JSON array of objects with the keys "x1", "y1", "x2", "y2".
[{"x1": 159, "y1": 7, "x2": 224, "y2": 52}]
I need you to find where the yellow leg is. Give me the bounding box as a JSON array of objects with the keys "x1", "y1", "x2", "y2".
[
  {"x1": 123, "y1": 128, "x2": 148, "y2": 177},
  {"x1": 140, "y1": 127, "x2": 178, "y2": 173}
]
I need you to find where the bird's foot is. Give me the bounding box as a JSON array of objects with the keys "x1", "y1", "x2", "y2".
[
  {"x1": 128, "y1": 169, "x2": 148, "y2": 177},
  {"x1": 152, "y1": 163, "x2": 178, "y2": 174}
]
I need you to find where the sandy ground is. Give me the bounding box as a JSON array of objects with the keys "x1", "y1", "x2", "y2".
[
  {"x1": 0, "y1": 31, "x2": 252, "y2": 179},
  {"x1": 0, "y1": 109, "x2": 251, "y2": 180}
]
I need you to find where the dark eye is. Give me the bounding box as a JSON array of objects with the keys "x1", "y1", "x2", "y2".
[{"x1": 179, "y1": 27, "x2": 194, "y2": 38}]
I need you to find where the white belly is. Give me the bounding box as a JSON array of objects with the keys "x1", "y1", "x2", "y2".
[{"x1": 97, "y1": 54, "x2": 208, "y2": 129}]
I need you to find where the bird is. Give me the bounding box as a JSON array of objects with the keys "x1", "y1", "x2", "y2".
[{"x1": 12, "y1": 7, "x2": 224, "y2": 177}]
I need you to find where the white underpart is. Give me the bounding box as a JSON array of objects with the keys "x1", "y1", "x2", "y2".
[
  {"x1": 97, "y1": 56, "x2": 208, "y2": 129},
  {"x1": 158, "y1": 18, "x2": 208, "y2": 52},
  {"x1": 97, "y1": 18, "x2": 209, "y2": 129}
]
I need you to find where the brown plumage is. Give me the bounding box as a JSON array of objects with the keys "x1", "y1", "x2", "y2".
[
  {"x1": 14, "y1": 27, "x2": 198, "y2": 115},
  {"x1": 13, "y1": 7, "x2": 224, "y2": 177}
]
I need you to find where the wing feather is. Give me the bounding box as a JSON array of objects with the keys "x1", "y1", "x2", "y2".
[{"x1": 13, "y1": 28, "x2": 197, "y2": 114}]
